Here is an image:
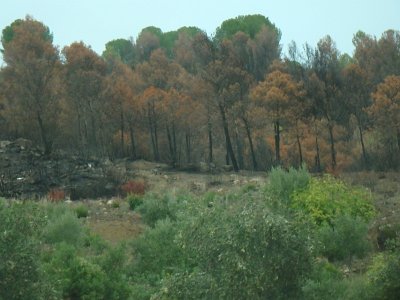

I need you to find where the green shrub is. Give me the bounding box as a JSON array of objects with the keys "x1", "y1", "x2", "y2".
[
  {"x1": 0, "y1": 201, "x2": 48, "y2": 299},
  {"x1": 127, "y1": 194, "x2": 144, "y2": 211},
  {"x1": 43, "y1": 210, "x2": 85, "y2": 246},
  {"x1": 165, "y1": 201, "x2": 313, "y2": 300},
  {"x1": 302, "y1": 260, "x2": 346, "y2": 300},
  {"x1": 136, "y1": 193, "x2": 179, "y2": 227},
  {"x1": 367, "y1": 249, "x2": 400, "y2": 300},
  {"x1": 99, "y1": 245, "x2": 132, "y2": 300},
  {"x1": 131, "y1": 219, "x2": 185, "y2": 282},
  {"x1": 75, "y1": 204, "x2": 89, "y2": 218},
  {"x1": 377, "y1": 223, "x2": 400, "y2": 250},
  {"x1": 317, "y1": 215, "x2": 371, "y2": 263},
  {"x1": 265, "y1": 165, "x2": 310, "y2": 207},
  {"x1": 292, "y1": 175, "x2": 375, "y2": 225}
]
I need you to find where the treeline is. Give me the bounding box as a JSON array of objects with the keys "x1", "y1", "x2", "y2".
[{"x1": 0, "y1": 15, "x2": 399, "y2": 171}]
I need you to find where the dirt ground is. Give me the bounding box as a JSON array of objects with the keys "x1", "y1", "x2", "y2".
[
  {"x1": 69, "y1": 161, "x2": 399, "y2": 245},
  {"x1": 76, "y1": 160, "x2": 267, "y2": 244}
]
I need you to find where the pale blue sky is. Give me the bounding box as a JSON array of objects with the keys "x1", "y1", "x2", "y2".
[{"x1": 1, "y1": 0, "x2": 399, "y2": 64}]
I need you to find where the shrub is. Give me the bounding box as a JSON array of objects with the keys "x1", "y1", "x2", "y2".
[
  {"x1": 302, "y1": 260, "x2": 346, "y2": 300},
  {"x1": 44, "y1": 243, "x2": 107, "y2": 300},
  {"x1": 131, "y1": 219, "x2": 185, "y2": 283},
  {"x1": 47, "y1": 188, "x2": 66, "y2": 202},
  {"x1": 75, "y1": 204, "x2": 89, "y2": 218},
  {"x1": 317, "y1": 215, "x2": 371, "y2": 263},
  {"x1": 265, "y1": 165, "x2": 310, "y2": 207},
  {"x1": 120, "y1": 180, "x2": 146, "y2": 196},
  {"x1": 127, "y1": 194, "x2": 144, "y2": 211},
  {"x1": 0, "y1": 202, "x2": 47, "y2": 299},
  {"x1": 43, "y1": 210, "x2": 85, "y2": 246},
  {"x1": 292, "y1": 175, "x2": 375, "y2": 225},
  {"x1": 136, "y1": 193, "x2": 179, "y2": 227},
  {"x1": 164, "y1": 201, "x2": 313, "y2": 299},
  {"x1": 367, "y1": 249, "x2": 400, "y2": 300},
  {"x1": 377, "y1": 223, "x2": 400, "y2": 250}
]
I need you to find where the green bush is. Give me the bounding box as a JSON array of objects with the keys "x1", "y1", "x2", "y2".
[
  {"x1": 162, "y1": 201, "x2": 313, "y2": 300},
  {"x1": 44, "y1": 242, "x2": 132, "y2": 300},
  {"x1": 367, "y1": 248, "x2": 400, "y2": 300},
  {"x1": 302, "y1": 260, "x2": 372, "y2": 300},
  {"x1": 127, "y1": 194, "x2": 144, "y2": 211},
  {"x1": 317, "y1": 215, "x2": 371, "y2": 263},
  {"x1": 265, "y1": 165, "x2": 310, "y2": 207},
  {"x1": 136, "y1": 193, "x2": 179, "y2": 227},
  {"x1": 302, "y1": 260, "x2": 346, "y2": 300},
  {"x1": 43, "y1": 210, "x2": 85, "y2": 246},
  {"x1": 0, "y1": 201, "x2": 48, "y2": 299},
  {"x1": 99, "y1": 245, "x2": 132, "y2": 300},
  {"x1": 75, "y1": 204, "x2": 89, "y2": 218},
  {"x1": 131, "y1": 219, "x2": 185, "y2": 283},
  {"x1": 292, "y1": 175, "x2": 375, "y2": 225}
]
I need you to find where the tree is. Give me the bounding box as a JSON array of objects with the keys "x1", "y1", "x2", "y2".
[
  {"x1": 369, "y1": 75, "x2": 400, "y2": 165},
  {"x1": 312, "y1": 36, "x2": 343, "y2": 170},
  {"x1": 1, "y1": 16, "x2": 60, "y2": 154},
  {"x1": 252, "y1": 67, "x2": 305, "y2": 165},
  {"x1": 342, "y1": 63, "x2": 371, "y2": 166},
  {"x1": 62, "y1": 42, "x2": 107, "y2": 155},
  {"x1": 103, "y1": 59, "x2": 136, "y2": 157},
  {"x1": 135, "y1": 26, "x2": 162, "y2": 62},
  {"x1": 102, "y1": 38, "x2": 135, "y2": 66}
]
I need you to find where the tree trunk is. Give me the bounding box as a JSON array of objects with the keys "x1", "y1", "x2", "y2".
[
  {"x1": 152, "y1": 104, "x2": 160, "y2": 161},
  {"x1": 129, "y1": 122, "x2": 137, "y2": 159},
  {"x1": 274, "y1": 120, "x2": 281, "y2": 164},
  {"x1": 314, "y1": 122, "x2": 322, "y2": 172},
  {"x1": 120, "y1": 109, "x2": 125, "y2": 157},
  {"x1": 186, "y1": 132, "x2": 191, "y2": 164},
  {"x1": 358, "y1": 124, "x2": 368, "y2": 167},
  {"x1": 243, "y1": 117, "x2": 257, "y2": 170},
  {"x1": 219, "y1": 104, "x2": 239, "y2": 172},
  {"x1": 172, "y1": 123, "x2": 177, "y2": 163},
  {"x1": 147, "y1": 107, "x2": 157, "y2": 161},
  {"x1": 166, "y1": 125, "x2": 175, "y2": 167},
  {"x1": 207, "y1": 104, "x2": 213, "y2": 164},
  {"x1": 327, "y1": 122, "x2": 336, "y2": 170},
  {"x1": 397, "y1": 128, "x2": 400, "y2": 154},
  {"x1": 234, "y1": 122, "x2": 244, "y2": 169},
  {"x1": 36, "y1": 110, "x2": 51, "y2": 155},
  {"x1": 296, "y1": 132, "x2": 303, "y2": 167}
]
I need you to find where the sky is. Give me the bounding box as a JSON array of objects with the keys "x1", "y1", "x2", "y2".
[{"x1": 1, "y1": 0, "x2": 399, "y2": 64}]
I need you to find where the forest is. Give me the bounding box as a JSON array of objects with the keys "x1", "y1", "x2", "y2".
[
  {"x1": 0, "y1": 14, "x2": 399, "y2": 172},
  {"x1": 1, "y1": 13, "x2": 400, "y2": 300}
]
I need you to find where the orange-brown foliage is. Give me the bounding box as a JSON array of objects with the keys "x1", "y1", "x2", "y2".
[
  {"x1": 120, "y1": 180, "x2": 146, "y2": 196},
  {"x1": 47, "y1": 188, "x2": 66, "y2": 202}
]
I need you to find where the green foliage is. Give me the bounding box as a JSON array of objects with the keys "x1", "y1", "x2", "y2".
[
  {"x1": 102, "y1": 38, "x2": 135, "y2": 65},
  {"x1": 317, "y1": 215, "x2": 371, "y2": 263},
  {"x1": 291, "y1": 175, "x2": 375, "y2": 225},
  {"x1": 164, "y1": 200, "x2": 313, "y2": 299},
  {"x1": 136, "y1": 193, "x2": 179, "y2": 227},
  {"x1": 367, "y1": 249, "x2": 400, "y2": 300},
  {"x1": 302, "y1": 260, "x2": 346, "y2": 300},
  {"x1": 131, "y1": 219, "x2": 185, "y2": 282},
  {"x1": 302, "y1": 260, "x2": 372, "y2": 300},
  {"x1": 127, "y1": 193, "x2": 144, "y2": 211},
  {"x1": 43, "y1": 209, "x2": 85, "y2": 246},
  {"x1": 0, "y1": 201, "x2": 47, "y2": 300},
  {"x1": 214, "y1": 14, "x2": 279, "y2": 42},
  {"x1": 44, "y1": 241, "x2": 132, "y2": 300},
  {"x1": 75, "y1": 204, "x2": 89, "y2": 218},
  {"x1": 265, "y1": 165, "x2": 310, "y2": 207},
  {"x1": 98, "y1": 245, "x2": 132, "y2": 300}
]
